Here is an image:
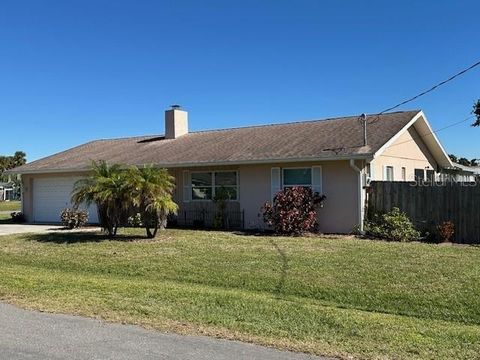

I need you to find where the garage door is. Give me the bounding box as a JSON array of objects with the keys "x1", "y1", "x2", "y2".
[{"x1": 33, "y1": 177, "x2": 99, "y2": 224}]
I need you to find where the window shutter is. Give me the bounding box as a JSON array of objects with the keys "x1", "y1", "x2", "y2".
[
  {"x1": 312, "y1": 166, "x2": 322, "y2": 194},
  {"x1": 183, "y1": 170, "x2": 191, "y2": 202},
  {"x1": 271, "y1": 167, "x2": 281, "y2": 201},
  {"x1": 382, "y1": 166, "x2": 387, "y2": 181}
]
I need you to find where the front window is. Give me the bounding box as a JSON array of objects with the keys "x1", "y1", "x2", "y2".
[
  {"x1": 215, "y1": 171, "x2": 238, "y2": 200},
  {"x1": 191, "y1": 172, "x2": 213, "y2": 200},
  {"x1": 191, "y1": 171, "x2": 238, "y2": 200},
  {"x1": 282, "y1": 168, "x2": 312, "y2": 188}
]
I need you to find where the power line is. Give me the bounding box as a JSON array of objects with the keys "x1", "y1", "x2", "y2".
[
  {"x1": 320, "y1": 115, "x2": 474, "y2": 154},
  {"x1": 324, "y1": 60, "x2": 480, "y2": 153},
  {"x1": 377, "y1": 59, "x2": 480, "y2": 115},
  {"x1": 387, "y1": 115, "x2": 474, "y2": 148},
  {"x1": 367, "y1": 59, "x2": 480, "y2": 126}
]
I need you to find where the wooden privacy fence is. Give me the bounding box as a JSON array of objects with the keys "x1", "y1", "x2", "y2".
[{"x1": 367, "y1": 181, "x2": 480, "y2": 243}]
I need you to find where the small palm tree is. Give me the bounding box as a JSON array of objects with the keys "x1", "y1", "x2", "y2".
[
  {"x1": 72, "y1": 160, "x2": 131, "y2": 237},
  {"x1": 128, "y1": 165, "x2": 178, "y2": 238}
]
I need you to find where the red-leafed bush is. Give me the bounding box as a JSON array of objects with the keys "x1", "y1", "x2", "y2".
[
  {"x1": 437, "y1": 221, "x2": 455, "y2": 243},
  {"x1": 260, "y1": 186, "x2": 326, "y2": 235}
]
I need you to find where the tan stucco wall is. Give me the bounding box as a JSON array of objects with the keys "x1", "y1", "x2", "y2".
[
  {"x1": 371, "y1": 126, "x2": 437, "y2": 181},
  {"x1": 174, "y1": 161, "x2": 359, "y2": 233},
  {"x1": 23, "y1": 161, "x2": 360, "y2": 233}
]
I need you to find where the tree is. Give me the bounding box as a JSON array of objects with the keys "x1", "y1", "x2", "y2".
[
  {"x1": 471, "y1": 158, "x2": 479, "y2": 167},
  {"x1": 128, "y1": 165, "x2": 177, "y2": 238},
  {"x1": 72, "y1": 161, "x2": 177, "y2": 238},
  {"x1": 12, "y1": 151, "x2": 26, "y2": 168},
  {"x1": 0, "y1": 151, "x2": 26, "y2": 182},
  {"x1": 472, "y1": 100, "x2": 480, "y2": 127},
  {"x1": 72, "y1": 161, "x2": 131, "y2": 237},
  {"x1": 457, "y1": 157, "x2": 471, "y2": 166}
]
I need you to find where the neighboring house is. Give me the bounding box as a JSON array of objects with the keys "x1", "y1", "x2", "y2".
[
  {"x1": 0, "y1": 182, "x2": 15, "y2": 201},
  {"x1": 8, "y1": 107, "x2": 452, "y2": 233},
  {"x1": 439, "y1": 163, "x2": 480, "y2": 182}
]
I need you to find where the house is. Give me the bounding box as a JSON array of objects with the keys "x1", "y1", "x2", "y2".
[
  {"x1": 8, "y1": 107, "x2": 453, "y2": 233},
  {"x1": 438, "y1": 163, "x2": 480, "y2": 182},
  {"x1": 0, "y1": 182, "x2": 16, "y2": 202}
]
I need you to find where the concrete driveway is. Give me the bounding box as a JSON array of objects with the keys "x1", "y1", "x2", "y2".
[
  {"x1": 0, "y1": 224, "x2": 67, "y2": 236},
  {"x1": 0, "y1": 302, "x2": 327, "y2": 360}
]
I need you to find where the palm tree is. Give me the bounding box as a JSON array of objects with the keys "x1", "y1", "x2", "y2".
[
  {"x1": 128, "y1": 165, "x2": 178, "y2": 238},
  {"x1": 72, "y1": 161, "x2": 131, "y2": 237}
]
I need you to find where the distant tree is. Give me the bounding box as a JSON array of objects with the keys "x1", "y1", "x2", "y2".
[
  {"x1": 12, "y1": 151, "x2": 26, "y2": 168},
  {"x1": 449, "y1": 154, "x2": 477, "y2": 167},
  {"x1": 473, "y1": 100, "x2": 480, "y2": 127},
  {"x1": 449, "y1": 154, "x2": 458, "y2": 163},
  {"x1": 458, "y1": 157, "x2": 471, "y2": 166},
  {"x1": 0, "y1": 151, "x2": 27, "y2": 182}
]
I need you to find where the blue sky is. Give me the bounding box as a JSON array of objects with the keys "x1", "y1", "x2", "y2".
[{"x1": 1, "y1": 0, "x2": 479, "y2": 162}]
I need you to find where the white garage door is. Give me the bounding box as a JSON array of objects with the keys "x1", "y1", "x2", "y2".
[{"x1": 33, "y1": 177, "x2": 99, "y2": 224}]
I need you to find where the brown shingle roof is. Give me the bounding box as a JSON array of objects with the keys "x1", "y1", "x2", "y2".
[{"x1": 12, "y1": 110, "x2": 420, "y2": 173}]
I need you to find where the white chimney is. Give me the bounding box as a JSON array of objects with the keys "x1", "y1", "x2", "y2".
[{"x1": 165, "y1": 105, "x2": 188, "y2": 139}]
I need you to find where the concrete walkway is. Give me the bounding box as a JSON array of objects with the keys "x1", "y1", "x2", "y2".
[{"x1": 0, "y1": 302, "x2": 327, "y2": 360}]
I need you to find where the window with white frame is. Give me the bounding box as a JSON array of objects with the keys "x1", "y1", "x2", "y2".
[
  {"x1": 401, "y1": 167, "x2": 406, "y2": 181},
  {"x1": 271, "y1": 166, "x2": 322, "y2": 201},
  {"x1": 189, "y1": 171, "x2": 238, "y2": 201},
  {"x1": 384, "y1": 166, "x2": 394, "y2": 181}
]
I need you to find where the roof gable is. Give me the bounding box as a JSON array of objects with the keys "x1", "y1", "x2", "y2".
[{"x1": 373, "y1": 111, "x2": 453, "y2": 168}]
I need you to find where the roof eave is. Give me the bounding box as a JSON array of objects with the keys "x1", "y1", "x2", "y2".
[{"x1": 7, "y1": 154, "x2": 373, "y2": 175}]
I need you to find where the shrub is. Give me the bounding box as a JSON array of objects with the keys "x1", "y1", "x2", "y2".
[
  {"x1": 437, "y1": 221, "x2": 455, "y2": 243},
  {"x1": 260, "y1": 186, "x2": 326, "y2": 235},
  {"x1": 10, "y1": 212, "x2": 25, "y2": 223},
  {"x1": 127, "y1": 213, "x2": 143, "y2": 227},
  {"x1": 213, "y1": 186, "x2": 231, "y2": 229},
  {"x1": 60, "y1": 208, "x2": 88, "y2": 229},
  {"x1": 365, "y1": 207, "x2": 420, "y2": 242},
  {"x1": 72, "y1": 161, "x2": 177, "y2": 238}
]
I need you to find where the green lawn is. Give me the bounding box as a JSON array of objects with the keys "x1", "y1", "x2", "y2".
[
  {"x1": 0, "y1": 229, "x2": 479, "y2": 359},
  {"x1": 0, "y1": 212, "x2": 12, "y2": 223},
  {"x1": 0, "y1": 200, "x2": 20, "y2": 212}
]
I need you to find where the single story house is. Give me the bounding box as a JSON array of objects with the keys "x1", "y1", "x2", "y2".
[
  {"x1": 0, "y1": 182, "x2": 16, "y2": 202},
  {"x1": 9, "y1": 107, "x2": 453, "y2": 233},
  {"x1": 439, "y1": 163, "x2": 480, "y2": 182}
]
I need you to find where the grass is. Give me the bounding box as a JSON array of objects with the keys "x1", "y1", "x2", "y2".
[
  {"x1": 0, "y1": 200, "x2": 20, "y2": 212},
  {"x1": 0, "y1": 212, "x2": 12, "y2": 223},
  {"x1": 0, "y1": 229, "x2": 480, "y2": 359}
]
